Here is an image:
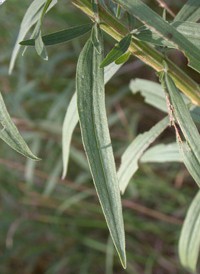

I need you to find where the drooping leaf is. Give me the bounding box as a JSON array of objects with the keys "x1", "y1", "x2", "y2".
[
  {"x1": 33, "y1": 0, "x2": 55, "y2": 60},
  {"x1": 0, "y1": 93, "x2": 39, "y2": 160},
  {"x1": 135, "y1": 21, "x2": 200, "y2": 50},
  {"x1": 100, "y1": 34, "x2": 131, "y2": 68},
  {"x1": 76, "y1": 25, "x2": 126, "y2": 267},
  {"x1": 9, "y1": 0, "x2": 57, "y2": 73},
  {"x1": 174, "y1": 0, "x2": 200, "y2": 22},
  {"x1": 115, "y1": 0, "x2": 200, "y2": 73},
  {"x1": 118, "y1": 116, "x2": 169, "y2": 194},
  {"x1": 62, "y1": 93, "x2": 79, "y2": 179},
  {"x1": 179, "y1": 190, "x2": 200, "y2": 272},
  {"x1": 62, "y1": 62, "x2": 123, "y2": 179},
  {"x1": 20, "y1": 24, "x2": 92, "y2": 46},
  {"x1": 164, "y1": 73, "x2": 200, "y2": 187},
  {"x1": 141, "y1": 142, "x2": 182, "y2": 163}
]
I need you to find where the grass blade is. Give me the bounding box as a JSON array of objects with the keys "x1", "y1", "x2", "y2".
[
  {"x1": 118, "y1": 116, "x2": 169, "y2": 194},
  {"x1": 20, "y1": 24, "x2": 92, "y2": 46},
  {"x1": 115, "y1": 0, "x2": 200, "y2": 73},
  {"x1": 179, "y1": 190, "x2": 200, "y2": 272},
  {"x1": 174, "y1": 0, "x2": 200, "y2": 22},
  {"x1": 76, "y1": 25, "x2": 126, "y2": 268},
  {"x1": 0, "y1": 93, "x2": 39, "y2": 160}
]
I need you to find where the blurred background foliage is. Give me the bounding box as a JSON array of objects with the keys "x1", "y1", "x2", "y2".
[{"x1": 0, "y1": 0, "x2": 198, "y2": 273}]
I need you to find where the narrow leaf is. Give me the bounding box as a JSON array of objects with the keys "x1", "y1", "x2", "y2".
[
  {"x1": 179, "y1": 190, "x2": 200, "y2": 272},
  {"x1": 100, "y1": 34, "x2": 131, "y2": 68},
  {"x1": 115, "y1": 51, "x2": 131, "y2": 65},
  {"x1": 20, "y1": 24, "x2": 92, "y2": 46},
  {"x1": 76, "y1": 25, "x2": 126, "y2": 267},
  {"x1": 0, "y1": 93, "x2": 39, "y2": 160},
  {"x1": 141, "y1": 142, "x2": 181, "y2": 163},
  {"x1": 9, "y1": 0, "x2": 57, "y2": 73},
  {"x1": 178, "y1": 142, "x2": 200, "y2": 187},
  {"x1": 164, "y1": 74, "x2": 200, "y2": 187},
  {"x1": 135, "y1": 21, "x2": 200, "y2": 50},
  {"x1": 62, "y1": 62, "x2": 123, "y2": 179},
  {"x1": 115, "y1": 0, "x2": 200, "y2": 73},
  {"x1": 174, "y1": 0, "x2": 200, "y2": 22},
  {"x1": 33, "y1": 0, "x2": 55, "y2": 60},
  {"x1": 130, "y1": 78, "x2": 167, "y2": 112},
  {"x1": 130, "y1": 78, "x2": 200, "y2": 124},
  {"x1": 118, "y1": 116, "x2": 169, "y2": 194}
]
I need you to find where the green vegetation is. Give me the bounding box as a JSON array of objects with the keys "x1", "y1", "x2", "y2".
[{"x1": 1, "y1": 0, "x2": 200, "y2": 273}]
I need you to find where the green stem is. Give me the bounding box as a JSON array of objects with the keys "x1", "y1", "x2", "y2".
[{"x1": 73, "y1": 0, "x2": 200, "y2": 106}]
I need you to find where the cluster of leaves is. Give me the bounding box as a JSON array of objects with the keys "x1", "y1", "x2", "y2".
[{"x1": 1, "y1": 0, "x2": 200, "y2": 272}]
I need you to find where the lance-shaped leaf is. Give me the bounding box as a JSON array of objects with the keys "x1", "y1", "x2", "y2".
[
  {"x1": 0, "y1": 93, "x2": 39, "y2": 160},
  {"x1": 100, "y1": 34, "x2": 131, "y2": 68},
  {"x1": 135, "y1": 21, "x2": 200, "y2": 50},
  {"x1": 141, "y1": 142, "x2": 181, "y2": 163},
  {"x1": 174, "y1": 0, "x2": 200, "y2": 22},
  {"x1": 178, "y1": 142, "x2": 200, "y2": 187},
  {"x1": 130, "y1": 78, "x2": 167, "y2": 112},
  {"x1": 9, "y1": 0, "x2": 57, "y2": 73},
  {"x1": 62, "y1": 62, "x2": 123, "y2": 179},
  {"x1": 130, "y1": 78, "x2": 200, "y2": 124},
  {"x1": 118, "y1": 116, "x2": 169, "y2": 194},
  {"x1": 32, "y1": 0, "x2": 55, "y2": 60},
  {"x1": 76, "y1": 25, "x2": 126, "y2": 268},
  {"x1": 20, "y1": 24, "x2": 92, "y2": 46},
  {"x1": 115, "y1": 0, "x2": 200, "y2": 73},
  {"x1": 179, "y1": 190, "x2": 200, "y2": 272},
  {"x1": 164, "y1": 73, "x2": 200, "y2": 187}
]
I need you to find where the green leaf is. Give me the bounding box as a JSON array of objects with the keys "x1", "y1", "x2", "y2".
[
  {"x1": 33, "y1": 0, "x2": 56, "y2": 60},
  {"x1": 20, "y1": 24, "x2": 92, "y2": 46},
  {"x1": 130, "y1": 78, "x2": 167, "y2": 113},
  {"x1": 9, "y1": 0, "x2": 57, "y2": 73},
  {"x1": 178, "y1": 142, "x2": 200, "y2": 187},
  {"x1": 130, "y1": 78, "x2": 200, "y2": 124},
  {"x1": 0, "y1": 93, "x2": 39, "y2": 160},
  {"x1": 115, "y1": 0, "x2": 200, "y2": 73},
  {"x1": 62, "y1": 62, "x2": 123, "y2": 179},
  {"x1": 118, "y1": 116, "x2": 169, "y2": 194},
  {"x1": 135, "y1": 21, "x2": 200, "y2": 50},
  {"x1": 179, "y1": 190, "x2": 200, "y2": 272},
  {"x1": 62, "y1": 93, "x2": 79, "y2": 179},
  {"x1": 34, "y1": 28, "x2": 48, "y2": 60},
  {"x1": 115, "y1": 51, "x2": 131, "y2": 65},
  {"x1": 141, "y1": 142, "x2": 182, "y2": 163},
  {"x1": 164, "y1": 73, "x2": 200, "y2": 187},
  {"x1": 100, "y1": 34, "x2": 131, "y2": 68},
  {"x1": 76, "y1": 25, "x2": 126, "y2": 268},
  {"x1": 174, "y1": 0, "x2": 200, "y2": 22}
]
